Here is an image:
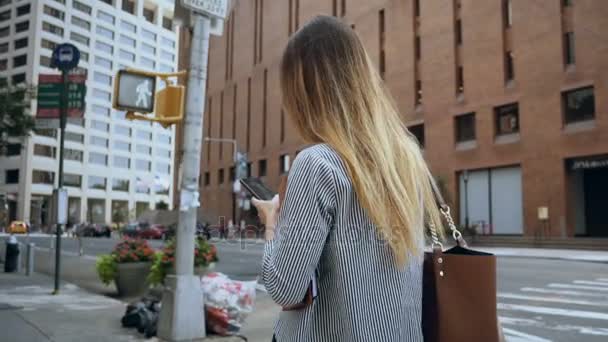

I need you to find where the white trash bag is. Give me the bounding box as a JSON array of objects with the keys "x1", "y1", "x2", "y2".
[{"x1": 201, "y1": 272, "x2": 257, "y2": 335}]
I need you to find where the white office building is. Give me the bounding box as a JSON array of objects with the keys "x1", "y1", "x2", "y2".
[{"x1": 0, "y1": 0, "x2": 178, "y2": 228}]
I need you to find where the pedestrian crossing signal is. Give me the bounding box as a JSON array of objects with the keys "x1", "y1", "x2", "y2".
[{"x1": 113, "y1": 68, "x2": 186, "y2": 128}]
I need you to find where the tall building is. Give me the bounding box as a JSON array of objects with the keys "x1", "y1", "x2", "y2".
[
  {"x1": 189, "y1": 0, "x2": 607, "y2": 241},
  {"x1": 0, "y1": 0, "x2": 178, "y2": 228}
]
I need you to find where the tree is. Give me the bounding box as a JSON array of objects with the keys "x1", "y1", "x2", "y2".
[
  {"x1": 0, "y1": 83, "x2": 35, "y2": 151},
  {"x1": 155, "y1": 200, "x2": 169, "y2": 210}
]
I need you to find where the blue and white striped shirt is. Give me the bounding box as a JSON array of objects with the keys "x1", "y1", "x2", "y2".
[{"x1": 262, "y1": 144, "x2": 424, "y2": 342}]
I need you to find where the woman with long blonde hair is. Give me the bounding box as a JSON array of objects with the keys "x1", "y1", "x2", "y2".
[{"x1": 252, "y1": 15, "x2": 444, "y2": 342}]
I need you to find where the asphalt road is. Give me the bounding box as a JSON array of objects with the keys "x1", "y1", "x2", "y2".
[{"x1": 10, "y1": 235, "x2": 608, "y2": 342}]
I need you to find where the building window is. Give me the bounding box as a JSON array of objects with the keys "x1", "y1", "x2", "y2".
[
  {"x1": 121, "y1": 20, "x2": 136, "y2": 33},
  {"x1": 563, "y1": 0, "x2": 572, "y2": 6},
  {"x1": 505, "y1": 51, "x2": 514, "y2": 82},
  {"x1": 415, "y1": 36, "x2": 421, "y2": 60},
  {"x1": 158, "y1": 135, "x2": 171, "y2": 144},
  {"x1": 16, "y1": 4, "x2": 30, "y2": 16},
  {"x1": 455, "y1": 19, "x2": 462, "y2": 45},
  {"x1": 142, "y1": 43, "x2": 156, "y2": 56},
  {"x1": 564, "y1": 32, "x2": 575, "y2": 66},
  {"x1": 96, "y1": 25, "x2": 114, "y2": 40},
  {"x1": 156, "y1": 148, "x2": 170, "y2": 158},
  {"x1": 415, "y1": 80, "x2": 423, "y2": 106},
  {"x1": 0, "y1": 0, "x2": 9, "y2": 8},
  {"x1": 91, "y1": 120, "x2": 110, "y2": 132},
  {"x1": 121, "y1": 0, "x2": 135, "y2": 14},
  {"x1": 32, "y1": 170, "x2": 55, "y2": 185},
  {"x1": 160, "y1": 50, "x2": 174, "y2": 62},
  {"x1": 137, "y1": 130, "x2": 152, "y2": 141},
  {"x1": 0, "y1": 9, "x2": 9, "y2": 22},
  {"x1": 34, "y1": 129, "x2": 57, "y2": 139},
  {"x1": 112, "y1": 179, "x2": 129, "y2": 192},
  {"x1": 73, "y1": 1, "x2": 91, "y2": 15},
  {"x1": 156, "y1": 162, "x2": 170, "y2": 174},
  {"x1": 455, "y1": 113, "x2": 476, "y2": 143},
  {"x1": 90, "y1": 136, "x2": 108, "y2": 148},
  {"x1": 218, "y1": 169, "x2": 225, "y2": 184},
  {"x1": 503, "y1": 0, "x2": 512, "y2": 28},
  {"x1": 65, "y1": 148, "x2": 84, "y2": 162},
  {"x1": 113, "y1": 155, "x2": 130, "y2": 169},
  {"x1": 456, "y1": 66, "x2": 464, "y2": 94},
  {"x1": 14, "y1": 37, "x2": 27, "y2": 50},
  {"x1": 93, "y1": 72, "x2": 112, "y2": 86},
  {"x1": 259, "y1": 159, "x2": 267, "y2": 177},
  {"x1": 414, "y1": 0, "x2": 420, "y2": 17},
  {"x1": 161, "y1": 37, "x2": 175, "y2": 48},
  {"x1": 141, "y1": 56, "x2": 155, "y2": 69},
  {"x1": 41, "y1": 39, "x2": 57, "y2": 51},
  {"x1": 563, "y1": 87, "x2": 595, "y2": 124},
  {"x1": 64, "y1": 174, "x2": 82, "y2": 188},
  {"x1": 279, "y1": 154, "x2": 290, "y2": 174},
  {"x1": 162, "y1": 17, "x2": 172, "y2": 30},
  {"x1": 88, "y1": 176, "x2": 106, "y2": 190},
  {"x1": 13, "y1": 54, "x2": 26, "y2": 67},
  {"x1": 92, "y1": 104, "x2": 110, "y2": 117},
  {"x1": 0, "y1": 25, "x2": 8, "y2": 37},
  {"x1": 89, "y1": 152, "x2": 108, "y2": 166},
  {"x1": 0, "y1": 59, "x2": 6, "y2": 71},
  {"x1": 409, "y1": 124, "x2": 425, "y2": 148},
  {"x1": 93, "y1": 89, "x2": 111, "y2": 101},
  {"x1": 113, "y1": 140, "x2": 130, "y2": 152},
  {"x1": 43, "y1": 5, "x2": 64, "y2": 21},
  {"x1": 95, "y1": 56, "x2": 112, "y2": 69},
  {"x1": 5, "y1": 143, "x2": 21, "y2": 156},
  {"x1": 42, "y1": 22, "x2": 63, "y2": 37},
  {"x1": 136, "y1": 159, "x2": 151, "y2": 171},
  {"x1": 495, "y1": 103, "x2": 519, "y2": 136},
  {"x1": 65, "y1": 132, "x2": 84, "y2": 143},
  {"x1": 143, "y1": 7, "x2": 155, "y2": 23},
  {"x1": 11, "y1": 73, "x2": 25, "y2": 84},
  {"x1": 142, "y1": 29, "x2": 156, "y2": 41},
  {"x1": 115, "y1": 125, "x2": 131, "y2": 137},
  {"x1": 97, "y1": 10, "x2": 115, "y2": 25},
  {"x1": 119, "y1": 49, "x2": 135, "y2": 62},
  {"x1": 95, "y1": 41, "x2": 113, "y2": 55},
  {"x1": 120, "y1": 34, "x2": 136, "y2": 48},
  {"x1": 71, "y1": 16, "x2": 90, "y2": 30},
  {"x1": 33, "y1": 144, "x2": 56, "y2": 158},
  {"x1": 136, "y1": 145, "x2": 152, "y2": 155},
  {"x1": 0, "y1": 42, "x2": 8, "y2": 53},
  {"x1": 5, "y1": 169, "x2": 19, "y2": 184},
  {"x1": 15, "y1": 20, "x2": 28, "y2": 32},
  {"x1": 70, "y1": 32, "x2": 89, "y2": 46}
]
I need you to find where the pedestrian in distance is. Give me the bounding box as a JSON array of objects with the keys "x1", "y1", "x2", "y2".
[{"x1": 252, "y1": 15, "x2": 446, "y2": 342}]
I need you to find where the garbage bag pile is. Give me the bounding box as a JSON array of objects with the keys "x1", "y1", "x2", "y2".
[{"x1": 120, "y1": 272, "x2": 256, "y2": 339}]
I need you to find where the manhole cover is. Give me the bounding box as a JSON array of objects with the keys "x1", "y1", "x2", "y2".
[{"x1": 0, "y1": 303, "x2": 21, "y2": 310}]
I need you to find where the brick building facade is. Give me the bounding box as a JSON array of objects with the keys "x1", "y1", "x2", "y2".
[{"x1": 177, "y1": 0, "x2": 608, "y2": 239}]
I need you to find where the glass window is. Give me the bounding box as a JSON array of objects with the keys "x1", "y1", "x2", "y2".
[
  {"x1": 156, "y1": 162, "x2": 170, "y2": 174},
  {"x1": 11, "y1": 73, "x2": 25, "y2": 84},
  {"x1": 92, "y1": 104, "x2": 110, "y2": 117},
  {"x1": 161, "y1": 37, "x2": 175, "y2": 48},
  {"x1": 143, "y1": 8, "x2": 154, "y2": 23},
  {"x1": 136, "y1": 159, "x2": 151, "y2": 171},
  {"x1": 95, "y1": 56, "x2": 112, "y2": 69},
  {"x1": 95, "y1": 40, "x2": 113, "y2": 54},
  {"x1": 258, "y1": 159, "x2": 267, "y2": 177},
  {"x1": 0, "y1": 10, "x2": 9, "y2": 22},
  {"x1": 137, "y1": 130, "x2": 152, "y2": 140},
  {"x1": 43, "y1": 5, "x2": 64, "y2": 21},
  {"x1": 115, "y1": 125, "x2": 131, "y2": 137},
  {"x1": 563, "y1": 87, "x2": 595, "y2": 124},
  {"x1": 218, "y1": 169, "x2": 225, "y2": 184},
  {"x1": 113, "y1": 140, "x2": 130, "y2": 151},
  {"x1": 71, "y1": 16, "x2": 90, "y2": 31},
  {"x1": 142, "y1": 43, "x2": 156, "y2": 55},
  {"x1": 156, "y1": 148, "x2": 170, "y2": 158},
  {"x1": 135, "y1": 178, "x2": 150, "y2": 193},
  {"x1": 65, "y1": 148, "x2": 83, "y2": 162},
  {"x1": 564, "y1": 32, "x2": 575, "y2": 66},
  {"x1": 94, "y1": 72, "x2": 112, "y2": 86},
  {"x1": 73, "y1": 1, "x2": 91, "y2": 15},
  {"x1": 40, "y1": 56, "x2": 53, "y2": 67},
  {"x1": 13, "y1": 54, "x2": 26, "y2": 67},
  {"x1": 5, "y1": 143, "x2": 21, "y2": 156},
  {"x1": 158, "y1": 135, "x2": 171, "y2": 144},
  {"x1": 136, "y1": 145, "x2": 151, "y2": 155},
  {"x1": 96, "y1": 25, "x2": 114, "y2": 40},
  {"x1": 89, "y1": 152, "x2": 108, "y2": 165},
  {"x1": 93, "y1": 89, "x2": 111, "y2": 101},
  {"x1": 34, "y1": 129, "x2": 57, "y2": 139},
  {"x1": 91, "y1": 119, "x2": 109, "y2": 132},
  {"x1": 121, "y1": 0, "x2": 135, "y2": 14},
  {"x1": 64, "y1": 174, "x2": 82, "y2": 187},
  {"x1": 42, "y1": 21, "x2": 63, "y2": 37},
  {"x1": 160, "y1": 50, "x2": 174, "y2": 62},
  {"x1": 33, "y1": 144, "x2": 56, "y2": 158},
  {"x1": 0, "y1": 25, "x2": 8, "y2": 37},
  {"x1": 65, "y1": 131, "x2": 84, "y2": 143},
  {"x1": 88, "y1": 176, "x2": 106, "y2": 190},
  {"x1": 120, "y1": 20, "x2": 136, "y2": 33},
  {"x1": 160, "y1": 64, "x2": 173, "y2": 73},
  {"x1": 0, "y1": 0, "x2": 9, "y2": 8},
  {"x1": 0, "y1": 42, "x2": 8, "y2": 53},
  {"x1": 204, "y1": 172, "x2": 210, "y2": 186},
  {"x1": 112, "y1": 179, "x2": 129, "y2": 192},
  {"x1": 503, "y1": 0, "x2": 513, "y2": 28},
  {"x1": 119, "y1": 49, "x2": 135, "y2": 62},
  {"x1": 142, "y1": 29, "x2": 156, "y2": 41},
  {"x1": 41, "y1": 39, "x2": 57, "y2": 51},
  {"x1": 162, "y1": 17, "x2": 172, "y2": 30},
  {"x1": 409, "y1": 124, "x2": 425, "y2": 148},
  {"x1": 15, "y1": 20, "x2": 28, "y2": 32},
  {"x1": 80, "y1": 51, "x2": 89, "y2": 62},
  {"x1": 505, "y1": 51, "x2": 514, "y2": 82},
  {"x1": 90, "y1": 135, "x2": 108, "y2": 147},
  {"x1": 495, "y1": 103, "x2": 519, "y2": 135},
  {"x1": 16, "y1": 4, "x2": 30, "y2": 16},
  {"x1": 14, "y1": 37, "x2": 27, "y2": 50},
  {"x1": 97, "y1": 10, "x2": 114, "y2": 25},
  {"x1": 0, "y1": 58, "x2": 6, "y2": 70},
  {"x1": 120, "y1": 34, "x2": 136, "y2": 48},
  {"x1": 113, "y1": 155, "x2": 130, "y2": 169},
  {"x1": 140, "y1": 56, "x2": 155, "y2": 69},
  {"x1": 5, "y1": 169, "x2": 19, "y2": 184},
  {"x1": 455, "y1": 113, "x2": 476, "y2": 143},
  {"x1": 563, "y1": 0, "x2": 572, "y2": 7},
  {"x1": 32, "y1": 170, "x2": 54, "y2": 185},
  {"x1": 113, "y1": 111, "x2": 126, "y2": 120},
  {"x1": 70, "y1": 32, "x2": 89, "y2": 46}
]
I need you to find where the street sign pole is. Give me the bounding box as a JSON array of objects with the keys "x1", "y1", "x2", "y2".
[{"x1": 157, "y1": 12, "x2": 212, "y2": 341}]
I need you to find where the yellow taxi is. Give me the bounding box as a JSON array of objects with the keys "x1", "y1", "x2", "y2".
[{"x1": 7, "y1": 221, "x2": 28, "y2": 234}]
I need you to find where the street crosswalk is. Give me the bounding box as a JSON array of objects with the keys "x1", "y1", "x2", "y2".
[{"x1": 499, "y1": 277, "x2": 608, "y2": 342}]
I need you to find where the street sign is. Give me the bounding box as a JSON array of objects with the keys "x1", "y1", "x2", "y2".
[
  {"x1": 181, "y1": 0, "x2": 229, "y2": 19},
  {"x1": 51, "y1": 43, "x2": 81, "y2": 72},
  {"x1": 37, "y1": 74, "x2": 86, "y2": 118},
  {"x1": 114, "y1": 70, "x2": 156, "y2": 113}
]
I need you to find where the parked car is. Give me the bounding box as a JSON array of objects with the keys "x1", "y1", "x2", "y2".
[
  {"x1": 80, "y1": 224, "x2": 111, "y2": 238},
  {"x1": 7, "y1": 221, "x2": 28, "y2": 234},
  {"x1": 138, "y1": 224, "x2": 167, "y2": 240}
]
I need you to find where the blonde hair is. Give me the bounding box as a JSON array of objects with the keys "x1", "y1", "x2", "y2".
[{"x1": 280, "y1": 16, "x2": 444, "y2": 264}]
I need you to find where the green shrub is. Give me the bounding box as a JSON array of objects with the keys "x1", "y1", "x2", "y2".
[{"x1": 96, "y1": 254, "x2": 117, "y2": 286}]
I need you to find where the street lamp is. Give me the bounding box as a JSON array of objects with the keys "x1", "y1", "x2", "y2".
[{"x1": 463, "y1": 170, "x2": 469, "y2": 230}]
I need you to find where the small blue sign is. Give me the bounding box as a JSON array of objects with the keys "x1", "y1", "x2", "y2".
[{"x1": 51, "y1": 43, "x2": 81, "y2": 71}]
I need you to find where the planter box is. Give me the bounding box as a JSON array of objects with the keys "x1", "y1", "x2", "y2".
[
  {"x1": 115, "y1": 262, "x2": 152, "y2": 297},
  {"x1": 168, "y1": 262, "x2": 216, "y2": 277}
]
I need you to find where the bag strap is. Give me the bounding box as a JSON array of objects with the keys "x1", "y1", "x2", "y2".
[{"x1": 427, "y1": 173, "x2": 465, "y2": 249}]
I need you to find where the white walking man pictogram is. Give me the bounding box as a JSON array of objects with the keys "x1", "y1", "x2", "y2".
[{"x1": 135, "y1": 80, "x2": 152, "y2": 108}]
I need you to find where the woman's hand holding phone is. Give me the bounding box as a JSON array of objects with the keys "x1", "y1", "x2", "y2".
[{"x1": 251, "y1": 195, "x2": 280, "y2": 241}]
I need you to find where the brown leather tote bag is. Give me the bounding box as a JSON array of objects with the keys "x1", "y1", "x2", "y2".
[{"x1": 422, "y1": 178, "x2": 505, "y2": 342}]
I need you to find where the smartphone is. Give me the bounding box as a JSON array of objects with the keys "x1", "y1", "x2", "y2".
[{"x1": 240, "y1": 177, "x2": 276, "y2": 200}]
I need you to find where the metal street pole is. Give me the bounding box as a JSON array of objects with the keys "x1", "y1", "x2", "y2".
[
  {"x1": 52, "y1": 70, "x2": 68, "y2": 295},
  {"x1": 157, "y1": 13, "x2": 211, "y2": 341}
]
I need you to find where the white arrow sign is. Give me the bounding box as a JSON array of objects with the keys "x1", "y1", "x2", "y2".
[{"x1": 181, "y1": 0, "x2": 228, "y2": 19}]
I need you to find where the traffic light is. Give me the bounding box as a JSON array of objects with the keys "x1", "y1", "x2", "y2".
[{"x1": 113, "y1": 68, "x2": 186, "y2": 128}]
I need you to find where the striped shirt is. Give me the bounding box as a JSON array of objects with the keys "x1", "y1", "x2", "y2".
[{"x1": 262, "y1": 144, "x2": 424, "y2": 342}]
